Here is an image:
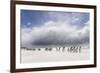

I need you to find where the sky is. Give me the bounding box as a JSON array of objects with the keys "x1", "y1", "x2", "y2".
[{"x1": 21, "y1": 9, "x2": 90, "y2": 48}]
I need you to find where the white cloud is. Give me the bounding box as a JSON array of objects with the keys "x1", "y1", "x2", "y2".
[{"x1": 21, "y1": 20, "x2": 89, "y2": 48}]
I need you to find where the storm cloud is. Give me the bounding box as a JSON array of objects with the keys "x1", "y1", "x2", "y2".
[{"x1": 21, "y1": 20, "x2": 89, "y2": 48}]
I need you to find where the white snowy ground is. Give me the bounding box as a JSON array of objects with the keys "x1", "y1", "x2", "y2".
[{"x1": 21, "y1": 47, "x2": 90, "y2": 63}]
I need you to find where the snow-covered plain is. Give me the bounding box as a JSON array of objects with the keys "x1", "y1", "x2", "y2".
[{"x1": 21, "y1": 47, "x2": 90, "y2": 63}]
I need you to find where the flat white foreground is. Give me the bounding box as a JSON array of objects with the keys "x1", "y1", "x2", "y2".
[{"x1": 21, "y1": 48, "x2": 90, "y2": 63}]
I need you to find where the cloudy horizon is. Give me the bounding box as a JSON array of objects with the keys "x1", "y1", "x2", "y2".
[{"x1": 21, "y1": 10, "x2": 90, "y2": 48}]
